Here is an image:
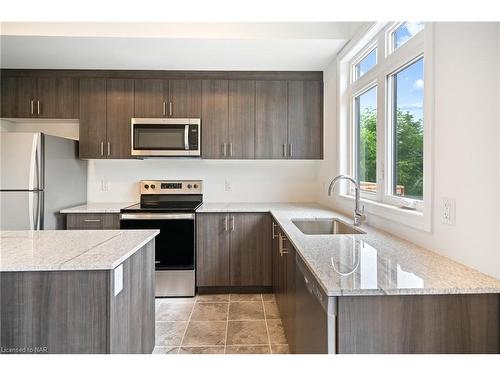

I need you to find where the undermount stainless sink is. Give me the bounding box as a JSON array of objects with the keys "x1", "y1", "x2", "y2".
[{"x1": 292, "y1": 218, "x2": 366, "y2": 235}]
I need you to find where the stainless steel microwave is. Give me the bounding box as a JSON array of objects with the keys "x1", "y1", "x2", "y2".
[{"x1": 131, "y1": 118, "x2": 201, "y2": 157}]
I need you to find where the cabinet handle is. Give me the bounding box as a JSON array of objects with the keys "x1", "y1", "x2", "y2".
[
  {"x1": 100, "y1": 141, "x2": 104, "y2": 156},
  {"x1": 289, "y1": 143, "x2": 292, "y2": 158},
  {"x1": 162, "y1": 101, "x2": 166, "y2": 116},
  {"x1": 169, "y1": 102, "x2": 173, "y2": 117},
  {"x1": 83, "y1": 219, "x2": 101, "y2": 223},
  {"x1": 282, "y1": 143, "x2": 287, "y2": 157},
  {"x1": 30, "y1": 100, "x2": 34, "y2": 115},
  {"x1": 37, "y1": 100, "x2": 40, "y2": 115},
  {"x1": 279, "y1": 233, "x2": 289, "y2": 256},
  {"x1": 224, "y1": 215, "x2": 228, "y2": 231},
  {"x1": 230, "y1": 216, "x2": 235, "y2": 231},
  {"x1": 229, "y1": 143, "x2": 233, "y2": 157},
  {"x1": 272, "y1": 222, "x2": 278, "y2": 239},
  {"x1": 107, "y1": 142, "x2": 111, "y2": 156},
  {"x1": 222, "y1": 143, "x2": 227, "y2": 157}
]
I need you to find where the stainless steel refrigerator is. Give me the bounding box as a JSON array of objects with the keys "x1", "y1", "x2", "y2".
[{"x1": 0, "y1": 132, "x2": 87, "y2": 230}]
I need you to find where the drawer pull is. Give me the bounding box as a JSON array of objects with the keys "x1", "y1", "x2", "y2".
[{"x1": 83, "y1": 219, "x2": 101, "y2": 223}]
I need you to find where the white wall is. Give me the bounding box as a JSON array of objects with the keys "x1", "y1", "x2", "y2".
[
  {"x1": 0, "y1": 119, "x2": 79, "y2": 139},
  {"x1": 88, "y1": 159, "x2": 321, "y2": 203},
  {"x1": 319, "y1": 23, "x2": 500, "y2": 279}
]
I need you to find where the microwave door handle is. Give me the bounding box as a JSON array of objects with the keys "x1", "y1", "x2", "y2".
[{"x1": 184, "y1": 125, "x2": 189, "y2": 150}]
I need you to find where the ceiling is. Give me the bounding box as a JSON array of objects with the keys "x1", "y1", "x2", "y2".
[{"x1": 0, "y1": 22, "x2": 364, "y2": 70}]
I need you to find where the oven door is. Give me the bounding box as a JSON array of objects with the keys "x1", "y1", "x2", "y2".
[
  {"x1": 120, "y1": 213, "x2": 195, "y2": 270},
  {"x1": 131, "y1": 118, "x2": 200, "y2": 156}
]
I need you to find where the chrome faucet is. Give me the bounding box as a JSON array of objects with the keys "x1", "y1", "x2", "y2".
[{"x1": 328, "y1": 175, "x2": 365, "y2": 226}]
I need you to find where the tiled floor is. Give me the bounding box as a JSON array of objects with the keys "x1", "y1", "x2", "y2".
[{"x1": 153, "y1": 293, "x2": 289, "y2": 354}]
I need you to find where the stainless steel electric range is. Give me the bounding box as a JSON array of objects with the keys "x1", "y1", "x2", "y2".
[{"x1": 120, "y1": 180, "x2": 202, "y2": 297}]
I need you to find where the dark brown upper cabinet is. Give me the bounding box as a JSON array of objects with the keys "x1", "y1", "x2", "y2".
[
  {"x1": 134, "y1": 79, "x2": 168, "y2": 118},
  {"x1": 228, "y1": 80, "x2": 255, "y2": 159},
  {"x1": 201, "y1": 80, "x2": 229, "y2": 159},
  {"x1": 287, "y1": 81, "x2": 323, "y2": 159},
  {"x1": 79, "y1": 78, "x2": 107, "y2": 159},
  {"x1": 255, "y1": 80, "x2": 288, "y2": 159},
  {"x1": 0, "y1": 76, "x2": 78, "y2": 119},
  {"x1": 106, "y1": 79, "x2": 134, "y2": 159},
  {"x1": 169, "y1": 80, "x2": 202, "y2": 118}
]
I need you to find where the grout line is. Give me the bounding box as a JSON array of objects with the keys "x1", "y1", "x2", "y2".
[
  {"x1": 177, "y1": 298, "x2": 196, "y2": 352},
  {"x1": 223, "y1": 298, "x2": 230, "y2": 354},
  {"x1": 262, "y1": 294, "x2": 273, "y2": 354}
]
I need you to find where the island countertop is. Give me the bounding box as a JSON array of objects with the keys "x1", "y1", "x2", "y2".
[{"x1": 0, "y1": 230, "x2": 159, "y2": 272}]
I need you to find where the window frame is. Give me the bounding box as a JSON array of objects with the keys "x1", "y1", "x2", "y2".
[{"x1": 337, "y1": 22, "x2": 434, "y2": 232}]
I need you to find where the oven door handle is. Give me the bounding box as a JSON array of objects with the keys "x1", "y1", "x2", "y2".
[
  {"x1": 184, "y1": 125, "x2": 189, "y2": 150},
  {"x1": 120, "y1": 213, "x2": 195, "y2": 220}
]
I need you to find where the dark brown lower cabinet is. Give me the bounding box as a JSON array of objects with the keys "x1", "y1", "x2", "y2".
[
  {"x1": 66, "y1": 213, "x2": 120, "y2": 230},
  {"x1": 196, "y1": 213, "x2": 272, "y2": 288},
  {"x1": 0, "y1": 240, "x2": 155, "y2": 354}
]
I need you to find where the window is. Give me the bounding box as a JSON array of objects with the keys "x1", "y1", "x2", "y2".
[
  {"x1": 337, "y1": 22, "x2": 432, "y2": 231},
  {"x1": 354, "y1": 86, "x2": 377, "y2": 193},
  {"x1": 390, "y1": 58, "x2": 424, "y2": 200},
  {"x1": 392, "y1": 22, "x2": 424, "y2": 50},
  {"x1": 353, "y1": 48, "x2": 377, "y2": 80}
]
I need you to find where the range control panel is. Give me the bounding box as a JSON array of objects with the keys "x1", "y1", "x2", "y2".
[{"x1": 140, "y1": 180, "x2": 203, "y2": 195}]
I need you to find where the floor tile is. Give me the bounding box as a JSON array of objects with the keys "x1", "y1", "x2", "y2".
[
  {"x1": 156, "y1": 303, "x2": 193, "y2": 321},
  {"x1": 225, "y1": 345, "x2": 271, "y2": 354},
  {"x1": 196, "y1": 294, "x2": 230, "y2": 302},
  {"x1": 190, "y1": 302, "x2": 228, "y2": 321},
  {"x1": 152, "y1": 346, "x2": 179, "y2": 354},
  {"x1": 230, "y1": 293, "x2": 262, "y2": 302},
  {"x1": 263, "y1": 300, "x2": 280, "y2": 319},
  {"x1": 226, "y1": 321, "x2": 269, "y2": 345},
  {"x1": 179, "y1": 346, "x2": 225, "y2": 354},
  {"x1": 182, "y1": 321, "x2": 226, "y2": 346},
  {"x1": 267, "y1": 319, "x2": 287, "y2": 345},
  {"x1": 262, "y1": 294, "x2": 276, "y2": 302},
  {"x1": 155, "y1": 321, "x2": 188, "y2": 346},
  {"x1": 228, "y1": 301, "x2": 265, "y2": 321},
  {"x1": 271, "y1": 344, "x2": 290, "y2": 354}
]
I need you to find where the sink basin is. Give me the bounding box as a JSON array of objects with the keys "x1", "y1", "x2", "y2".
[{"x1": 292, "y1": 218, "x2": 365, "y2": 235}]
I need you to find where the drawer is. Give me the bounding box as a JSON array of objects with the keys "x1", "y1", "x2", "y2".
[{"x1": 66, "y1": 213, "x2": 120, "y2": 230}]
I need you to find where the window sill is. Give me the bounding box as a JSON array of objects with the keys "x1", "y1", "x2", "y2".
[{"x1": 338, "y1": 193, "x2": 431, "y2": 232}]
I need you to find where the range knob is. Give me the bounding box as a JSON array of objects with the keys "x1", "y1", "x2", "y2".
[
  {"x1": 144, "y1": 184, "x2": 149, "y2": 189},
  {"x1": 194, "y1": 184, "x2": 199, "y2": 189},
  {"x1": 187, "y1": 184, "x2": 192, "y2": 189},
  {"x1": 150, "y1": 184, "x2": 156, "y2": 189}
]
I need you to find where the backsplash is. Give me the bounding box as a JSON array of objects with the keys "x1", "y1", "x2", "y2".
[{"x1": 87, "y1": 159, "x2": 321, "y2": 203}]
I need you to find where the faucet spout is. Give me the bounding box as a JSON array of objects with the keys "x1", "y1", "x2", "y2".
[{"x1": 327, "y1": 175, "x2": 365, "y2": 226}]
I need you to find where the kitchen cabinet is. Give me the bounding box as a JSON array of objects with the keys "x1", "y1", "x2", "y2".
[
  {"x1": 228, "y1": 80, "x2": 255, "y2": 159},
  {"x1": 66, "y1": 213, "x2": 120, "y2": 230},
  {"x1": 287, "y1": 80, "x2": 323, "y2": 159},
  {"x1": 255, "y1": 80, "x2": 288, "y2": 159},
  {"x1": 201, "y1": 80, "x2": 229, "y2": 158},
  {"x1": 79, "y1": 78, "x2": 134, "y2": 159},
  {"x1": 0, "y1": 76, "x2": 79, "y2": 119},
  {"x1": 134, "y1": 79, "x2": 167, "y2": 117},
  {"x1": 169, "y1": 79, "x2": 202, "y2": 118},
  {"x1": 196, "y1": 212, "x2": 272, "y2": 288}
]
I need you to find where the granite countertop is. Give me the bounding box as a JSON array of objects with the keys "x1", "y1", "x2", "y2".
[
  {"x1": 0, "y1": 230, "x2": 159, "y2": 272},
  {"x1": 60, "y1": 202, "x2": 136, "y2": 214},
  {"x1": 196, "y1": 202, "x2": 500, "y2": 297}
]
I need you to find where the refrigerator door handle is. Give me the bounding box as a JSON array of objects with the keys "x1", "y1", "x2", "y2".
[
  {"x1": 28, "y1": 134, "x2": 39, "y2": 190},
  {"x1": 28, "y1": 192, "x2": 35, "y2": 230}
]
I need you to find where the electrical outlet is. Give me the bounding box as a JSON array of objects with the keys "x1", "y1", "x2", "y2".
[
  {"x1": 101, "y1": 180, "x2": 109, "y2": 192},
  {"x1": 224, "y1": 180, "x2": 232, "y2": 192},
  {"x1": 441, "y1": 197, "x2": 456, "y2": 225}
]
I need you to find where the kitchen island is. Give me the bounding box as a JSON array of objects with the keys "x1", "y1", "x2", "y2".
[{"x1": 0, "y1": 229, "x2": 158, "y2": 354}]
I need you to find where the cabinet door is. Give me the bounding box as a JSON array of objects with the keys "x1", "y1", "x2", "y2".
[
  {"x1": 106, "y1": 79, "x2": 134, "y2": 159},
  {"x1": 168, "y1": 79, "x2": 202, "y2": 118},
  {"x1": 201, "y1": 80, "x2": 229, "y2": 159},
  {"x1": 1, "y1": 77, "x2": 18, "y2": 118},
  {"x1": 230, "y1": 213, "x2": 272, "y2": 286},
  {"x1": 228, "y1": 80, "x2": 255, "y2": 159},
  {"x1": 287, "y1": 81, "x2": 323, "y2": 159},
  {"x1": 37, "y1": 77, "x2": 79, "y2": 119},
  {"x1": 274, "y1": 225, "x2": 287, "y2": 320},
  {"x1": 255, "y1": 80, "x2": 288, "y2": 159},
  {"x1": 196, "y1": 213, "x2": 230, "y2": 287},
  {"x1": 134, "y1": 79, "x2": 168, "y2": 117},
  {"x1": 79, "y1": 78, "x2": 107, "y2": 159},
  {"x1": 17, "y1": 77, "x2": 37, "y2": 118},
  {"x1": 284, "y1": 241, "x2": 296, "y2": 351}
]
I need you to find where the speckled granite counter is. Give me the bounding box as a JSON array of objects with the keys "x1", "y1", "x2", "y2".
[
  {"x1": 0, "y1": 230, "x2": 159, "y2": 271},
  {"x1": 60, "y1": 202, "x2": 136, "y2": 214},
  {"x1": 196, "y1": 202, "x2": 500, "y2": 297}
]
